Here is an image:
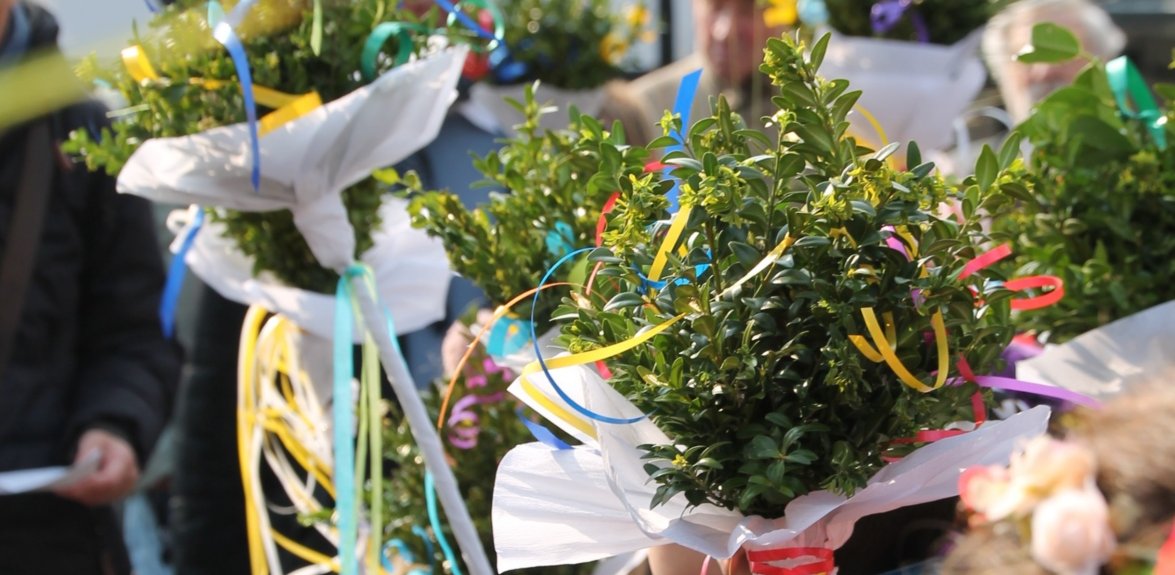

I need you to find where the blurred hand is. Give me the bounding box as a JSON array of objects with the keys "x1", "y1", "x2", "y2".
[
  {"x1": 54, "y1": 428, "x2": 139, "y2": 506},
  {"x1": 441, "y1": 309, "x2": 495, "y2": 377}
]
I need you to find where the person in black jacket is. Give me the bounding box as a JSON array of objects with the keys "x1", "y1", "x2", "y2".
[{"x1": 0, "y1": 2, "x2": 181, "y2": 574}]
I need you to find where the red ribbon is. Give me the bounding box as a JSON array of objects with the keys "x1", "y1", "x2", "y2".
[
  {"x1": 958, "y1": 243, "x2": 1012, "y2": 280},
  {"x1": 1005, "y1": 275, "x2": 1065, "y2": 311},
  {"x1": 595, "y1": 192, "x2": 622, "y2": 247},
  {"x1": 746, "y1": 547, "x2": 835, "y2": 575}
]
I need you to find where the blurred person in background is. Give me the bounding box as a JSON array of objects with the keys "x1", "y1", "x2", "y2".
[
  {"x1": 602, "y1": 0, "x2": 790, "y2": 147},
  {"x1": 0, "y1": 1, "x2": 181, "y2": 574},
  {"x1": 982, "y1": 0, "x2": 1126, "y2": 124}
]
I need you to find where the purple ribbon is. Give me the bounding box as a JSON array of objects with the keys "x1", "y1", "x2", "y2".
[
  {"x1": 447, "y1": 391, "x2": 506, "y2": 449},
  {"x1": 870, "y1": 0, "x2": 930, "y2": 43}
]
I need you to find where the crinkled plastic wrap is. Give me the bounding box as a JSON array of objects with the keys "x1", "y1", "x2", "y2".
[
  {"x1": 119, "y1": 48, "x2": 470, "y2": 340},
  {"x1": 494, "y1": 362, "x2": 1050, "y2": 572},
  {"x1": 818, "y1": 31, "x2": 987, "y2": 151}
]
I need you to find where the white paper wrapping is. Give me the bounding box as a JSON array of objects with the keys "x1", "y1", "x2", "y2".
[
  {"x1": 1017, "y1": 301, "x2": 1175, "y2": 400},
  {"x1": 124, "y1": 48, "x2": 470, "y2": 340},
  {"x1": 169, "y1": 198, "x2": 450, "y2": 341},
  {"x1": 818, "y1": 31, "x2": 987, "y2": 151},
  {"x1": 119, "y1": 47, "x2": 467, "y2": 271},
  {"x1": 495, "y1": 362, "x2": 1050, "y2": 572}
]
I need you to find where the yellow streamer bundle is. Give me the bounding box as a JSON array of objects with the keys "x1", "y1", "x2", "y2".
[{"x1": 238, "y1": 308, "x2": 410, "y2": 575}]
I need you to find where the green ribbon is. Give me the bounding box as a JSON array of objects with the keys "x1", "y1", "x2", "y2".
[
  {"x1": 311, "y1": 0, "x2": 323, "y2": 56},
  {"x1": 1106, "y1": 56, "x2": 1168, "y2": 151},
  {"x1": 361, "y1": 22, "x2": 427, "y2": 82}
]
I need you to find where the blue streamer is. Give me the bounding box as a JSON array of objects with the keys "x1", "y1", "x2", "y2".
[
  {"x1": 485, "y1": 316, "x2": 532, "y2": 357},
  {"x1": 545, "y1": 221, "x2": 575, "y2": 258},
  {"x1": 159, "y1": 208, "x2": 203, "y2": 339},
  {"x1": 382, "y1": 538, "x2": 431, "y2": 575},
  {"x1": 333, "y1": 266, "x2": 363, "y2": 575},
  {"x1": 211, "y1": 0, "x2": 262, "y2": 190},
  {"x1": 432, "y1": 0, "x2": 496, "y2": 40},
  {"x1": 531, "y1": 248, "x2": 644, "y2": 425},
  {"x1": 516, "y1": 408, "x2": 572, "y2": 450},
  {"x1": 664, "y1": 69, "x2": 702, "y2": 213},
  {"x1": 412, "y1": 525, "x2": 438, "y2": 574},
  {"x1": 424, "y1": 472, "x2": 464, "y2": 575}
]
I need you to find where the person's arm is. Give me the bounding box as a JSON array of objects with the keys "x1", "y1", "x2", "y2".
[{"x1": 56, "y1": 110, "x2": 180, "y2": 504}]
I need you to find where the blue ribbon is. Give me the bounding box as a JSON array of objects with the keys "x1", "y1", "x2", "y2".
[
  {"x1": 530, "y1": 247, "x2": 644, "y2": 425},
  {"x1": 485, "y1": 316, "x2": 532, "y2": 357},
  {"x1": 664, "y1": 69, "x2": 702, "y2": 213},
  {"x1": 333, "y1": 266, "x2": 364, "y2": 575},
  {"x1": 207, "y1": 1, "x2": 226, "y2": 28},
  {"x1": 424, "y1": 472, "x2": 464, "y2": 575},
  {"x1": 516, "y1": 408, "x2": 572, "y2": 449},
  {"x1": 159, "y1": 208, "x2": 203, "y2": 339},
  {"x1": 797, "y1": 0, "x2": 830, "y2": 26},
  {"x1": 210, "y1": 0, "x2": 262, "y2": 191},
  {"x1": 544, "y1": 221, "x2": 576, "y2": 258},
  {"x1": 412, "y1": 525, "x2": 438, "y2": 574},
  {"x1": 382, "y1": 538, "x2": 431, "y2": 575}
]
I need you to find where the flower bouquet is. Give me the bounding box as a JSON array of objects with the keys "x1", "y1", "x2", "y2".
[
  {"x1": 492, "y1": 32, "x2": 1052, "y2": 573},
  {"x1": 790, "y1": 0, "x2": 1012, "y2": 151},
  {"x1": 457, "y1": 0, "x2": 651, "y2": 135}
]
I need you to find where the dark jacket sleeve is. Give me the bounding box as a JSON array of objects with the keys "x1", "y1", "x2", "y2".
[{"x1": 66, "y1": 106, "x2": 182, "y2": 463}]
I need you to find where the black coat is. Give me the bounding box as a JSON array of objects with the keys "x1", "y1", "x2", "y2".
[{"x1": 0, "y1": 3, "x2": 181, "y2": 472}]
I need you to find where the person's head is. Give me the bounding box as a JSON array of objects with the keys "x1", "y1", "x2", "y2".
[
  {"x1": 692, "y1": 0, "x2": 786, "y2": 87},
  {"x1": 983, "y1": 0, "x2": 1126, "y2": 123}
]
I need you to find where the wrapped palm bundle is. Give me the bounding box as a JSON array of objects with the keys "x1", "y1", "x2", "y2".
[{"x1": 492, "y1": 32, "x2": 1061, "y2": 574}]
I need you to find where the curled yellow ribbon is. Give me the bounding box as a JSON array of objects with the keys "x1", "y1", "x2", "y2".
[
  {"x1": 859, "y1": 307, "x2": 948, "y2": 393},
  {"x1": 647, "y1": 204, "x2": 694, "y2": 284}
]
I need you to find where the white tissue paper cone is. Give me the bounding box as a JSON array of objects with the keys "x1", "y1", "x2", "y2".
[
  {"x1": 818, "y1": 31, "x2": 987, "y2": 151},
  {"x1": 121, "y1": 46, "x2": 468, "y2": 271},
  {"x1": 495, "y1": 362, "x2": 1050, "y2": 571},
  {"x1": 172, "y1": 197, "x2": 450, "y2": 342},
  {"x1": 1017, "y1": 301, "x2": 1175, "y2": 400}
]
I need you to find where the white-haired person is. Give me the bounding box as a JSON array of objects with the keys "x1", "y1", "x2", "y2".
[{"x1": 982, "y1": 0, "x2": 1126, "y2": 124}]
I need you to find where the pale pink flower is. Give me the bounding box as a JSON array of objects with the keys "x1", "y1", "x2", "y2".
[{"x1": 1030, "y1": 483, "x2": 1116, "y2": 575}]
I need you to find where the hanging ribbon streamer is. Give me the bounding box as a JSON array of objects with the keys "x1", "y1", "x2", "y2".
[
  {"x1": 424, "y1": 471, "x2": 465, "y2": 575},
  {"x1": 159, "y1": 207, "x2": 203, "y2": 339},
  {"x1": 596, "y1": 192, "x2": 622, "y2": 246},
  {"x1": 382, "y1": 539, "x2": 429, "y2": 575},
  {"x1": 870, "y1": 0, "x2": 929, "y2": 43},
  {"x1": 1107, "y1": 56, "x2": 1168, "y2": 151},
  {"x1": 332, "y1": 267, "x2": 363, "y2": 575},
  {"x1": 310, "y1": 0, "x2": 324, "y2": 56},
  {"x1": 211, "y1": 0, "x2": 262, "y2": 190},
  {"x1": 664, "y1": 69, "x2": 703, "y2": 214},
  {"x1": 746, "y1": 547, "x2": 836, "y2": 575}
]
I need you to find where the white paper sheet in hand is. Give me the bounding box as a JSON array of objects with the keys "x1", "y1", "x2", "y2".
[
  {"x1": 0, "y1": 449, "x2": 101, "y2": 495},
  {"x1": 119, "y1": 47, "x2": 468, "y2": 271},
  {"x1": 174, "y1": 197, "x2": 450, "y2": 341},
  {"x1": 1017, "y1": 301, "x2": 1175, "y2": 400},
  {"x1": 818, "y1": 31, "x2": 986, "y2": 151},
  {"x1": 495, "y1": 364, "x2": 1050, "y2": 572}
]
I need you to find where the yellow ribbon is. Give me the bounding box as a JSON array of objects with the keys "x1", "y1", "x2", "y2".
[
  {"x1": 859, "y1": 307, "x2": 948, "y2": 393},
  {"x1": 121, "y1": 45, "x2": 322, "y2": 136},
  {"x1": 237, "y1": 306, "x2": 271, "y2": 575},
  {"x1": 720, "y1": 234, "x2": 796, "y2": 298},
  {"x1": 517, "y1": 376, "x2": 598, "y2": 440},
  {"x1": 647, "y1": 204, "x2": 694, "y2": 284},
  {"x1": 848, "y1": 311, "x2": 896, "y2": 363}
]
